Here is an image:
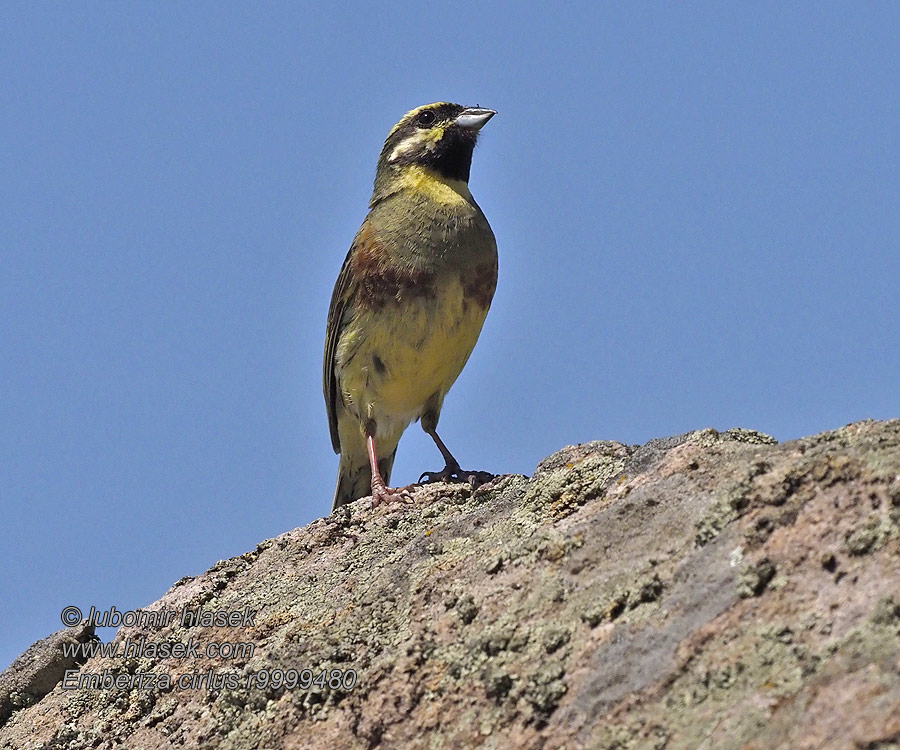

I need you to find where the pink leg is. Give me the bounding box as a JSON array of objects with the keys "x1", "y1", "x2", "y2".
[{"x1": 366, "y1": 433, "x2": 411, "y2": 507}]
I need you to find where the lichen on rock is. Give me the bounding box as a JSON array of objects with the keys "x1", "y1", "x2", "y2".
[{"x1": 2, "y1": 420, "x2": 899, "y2": 750}]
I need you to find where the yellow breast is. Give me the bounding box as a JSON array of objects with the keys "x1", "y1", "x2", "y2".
[{"x1": 337, "y1": 276, "x2": 488, "y2": 428}]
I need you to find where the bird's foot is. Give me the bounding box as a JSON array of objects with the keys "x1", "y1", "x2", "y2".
[
  {"x1": 418, "y1": 464, "x2": 495, "y2": 488},
  {"x1": 370, "y1": 484, "x2": 414, "y2": 508}
]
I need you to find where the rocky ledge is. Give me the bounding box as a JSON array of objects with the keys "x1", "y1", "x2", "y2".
[{"x1": 2, "y1": 420, "x2": 899, "y2": 749}]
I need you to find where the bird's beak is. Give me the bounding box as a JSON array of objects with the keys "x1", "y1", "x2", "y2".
[{"x1": 454, "y1": 107, "x2": 497, "y2": 131}]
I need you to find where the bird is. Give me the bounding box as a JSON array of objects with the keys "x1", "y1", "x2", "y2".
[{"x1": 324, "y1": 102, "x2": 498, "y2": 510}]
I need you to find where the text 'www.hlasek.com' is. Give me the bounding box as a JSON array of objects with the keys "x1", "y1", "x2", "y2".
[{"x1": 58, "y1": 605, "x2": 358, "y2": 692}]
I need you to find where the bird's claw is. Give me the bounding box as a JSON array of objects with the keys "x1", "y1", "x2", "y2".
[
  {"x1": 370, "y1": 485, "x2": 414, "y2": 508},
  {"x1": 418, "y1": 468, "x2": 452, "y2": 484},
  {"x1": 418, "y1": 467, "x2": 495, "y2": 488}
]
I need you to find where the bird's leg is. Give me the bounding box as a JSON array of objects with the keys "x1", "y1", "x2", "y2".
[
  {"x1": 366, "y1": 430, "x2": 411, "y2": 507},
  {"x1": 419, "y1": 426, "x2": 463, "y2": 481},
  {"x1": 419, "y1": 425, "x2": 495, "y2": 487}
]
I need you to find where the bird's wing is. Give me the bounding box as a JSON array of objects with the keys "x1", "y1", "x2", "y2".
[
  {"x1": 323, "y1": 219, "x2": 374, "y2": 454},
  {"x1": 323, "y1": 253, "x2": 354, "y2": 454}
]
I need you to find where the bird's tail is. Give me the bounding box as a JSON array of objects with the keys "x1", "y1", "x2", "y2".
[{"x1": 332, "y1": 448, "x2": 397, "y2": 510}]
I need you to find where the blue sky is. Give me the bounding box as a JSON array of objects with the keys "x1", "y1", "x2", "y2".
[{"x1": 2, "y1": 3, "x2": 898, "y2": 670}]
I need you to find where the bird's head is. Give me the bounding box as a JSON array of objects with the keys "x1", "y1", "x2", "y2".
[{"x1": 372, "y1": 102, "x2": 495, "y2": 205}]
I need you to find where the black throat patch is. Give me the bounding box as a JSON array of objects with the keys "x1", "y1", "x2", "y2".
[{"x1": 376, "y1": 103, "x2": 478, "y2": 184}]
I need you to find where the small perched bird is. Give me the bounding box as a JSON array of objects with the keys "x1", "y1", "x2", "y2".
[{"x1": 324, "y1": 102, "x2": 498, "y2": 509}]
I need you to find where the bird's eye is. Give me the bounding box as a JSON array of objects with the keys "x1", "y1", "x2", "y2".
[{"x1": 416, "y1": 110, "x2": 436, "y2": 128}]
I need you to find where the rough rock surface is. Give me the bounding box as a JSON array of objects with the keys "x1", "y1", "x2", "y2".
[
  {"x1": 0, "y1": 624, "x2": 96, "y2": 725},
  {"x1": 3, "y1": 420, "x2": 900, "y2": 749}
]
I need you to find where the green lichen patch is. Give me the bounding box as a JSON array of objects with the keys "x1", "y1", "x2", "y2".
[
  {"x1": 738, "y1": 558, "x2": 777, "y2": 598},
  {"x1": 522, "y1": 445, "x2": 631, "y2": 520},
  {"x1": 845, "y1": 513, "x2": 895, "y2": 556}
]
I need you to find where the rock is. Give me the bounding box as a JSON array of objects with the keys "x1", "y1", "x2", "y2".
[
  {"x1": 0, "y1": 622, "x2": 96, "y2": 725},
  {"x1": 2, "y1": 420, "x2": 899, "y2": 749}
]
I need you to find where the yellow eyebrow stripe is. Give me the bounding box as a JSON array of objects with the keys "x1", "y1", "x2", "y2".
[{"x1": 387, "y1": 102, "x2": 453, "y2": 137}]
